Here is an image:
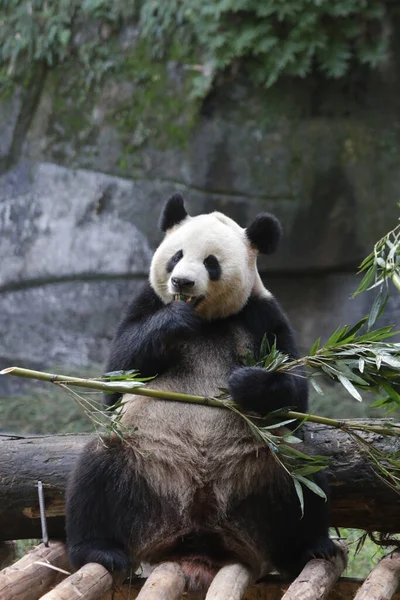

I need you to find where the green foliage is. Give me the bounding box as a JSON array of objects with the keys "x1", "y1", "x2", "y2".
[
  {"x1": 0, "y1": 0, "x2": 138, "y2": 91},
  {"x1": 139, "y1": 0, "x2": 394, "y2": 96},
  {"x1": 338, "y1": 529, "x2": 388, "y2": 577},
  {"x1": 0, "y1": 0, "x2": 396, "y2": 97}
]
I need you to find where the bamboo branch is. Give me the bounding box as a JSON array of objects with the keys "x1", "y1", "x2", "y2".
[
  {"x1": 280, "y1": 541, "x2": 348, "y2": 600},
  {"x1": 2, "y1": 366, "x2": 400, "y2": 437},
  {"x1": 353, "y1": 552, "x2": 400, "y2": 600}
]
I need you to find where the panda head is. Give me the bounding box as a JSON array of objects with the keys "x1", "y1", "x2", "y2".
[{"x1": 149, "y1": 194, "x2": 282, "y2": 320}]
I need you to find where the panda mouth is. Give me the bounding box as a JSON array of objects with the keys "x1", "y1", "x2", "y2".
[{"x1": 173, "y1": 294, "x2": 203, "y2": 307}]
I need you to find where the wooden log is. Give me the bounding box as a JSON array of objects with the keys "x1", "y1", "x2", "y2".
[
  {"x1": 1, "y1": 421, "x2": 400, "y2": 540},
  {"x1": 135, "y1": 562, "x2": 186, "y2": 600},
  {"x1": 0, "y1": 541, "x2": 69, "y2": 600},
  {"x1": 100, "y1": 576, "x2": 400, "y2": 600},
  {"x1": 205, "y1": 564, "x2": 252, "y2": 600},
  {"x1": 39, "y1": 562, "x2": 112, "y2": 600},
  {"x1": 280, "y1": 541, "x2": 347, "y2": 600},
  {"x1": 353, "y1": 552, "x2": 400, "y2": 600}
]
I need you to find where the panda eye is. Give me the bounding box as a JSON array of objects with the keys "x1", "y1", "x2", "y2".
[
  {"x1": 203, "y1": 254, "x2": 221, "y2": 281},
  {"x1": 166, "y1": 249, "x2": 183, "y2": 273}
]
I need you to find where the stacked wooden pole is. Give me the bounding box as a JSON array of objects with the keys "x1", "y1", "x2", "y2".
[{"x1": 1, "y1": 542, "x2": 400, "y2": 600}]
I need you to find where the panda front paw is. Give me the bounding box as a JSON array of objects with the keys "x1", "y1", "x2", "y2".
[
  {"x1": 228, "y1": 366, "x2": 273, "y2": 415},
  {"x1": 165, "y1": 300, "x2": 201, "y2": 338},
  {"x1": 68, "y1": 541, "x2": 130, "y2": 572},
  {"x1": 228, "y1": 365, "x2": 296, "y2": 416}
]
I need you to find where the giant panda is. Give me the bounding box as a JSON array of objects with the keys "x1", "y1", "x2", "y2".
[{"x1": 66, "y1": 195, "x2": 336, "y2": 591}]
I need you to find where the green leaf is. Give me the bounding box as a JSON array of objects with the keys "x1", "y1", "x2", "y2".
[
  {"x1": 293, "y1": 477, "x2": 304, "y2": 517},
  {"x1": 309, "y1": 338, "x2": 320, "y2": 356},
  {"x1": 392, "y1": 273, "x2": 400, "y2": 292},
  {"x1": 259, "y1": 333, "x2": 270, "y2": 360},
  {"x1": 326, "y1": 325, "x2": 348, "y2": 347},
  {"x1": 260, "y1": 419, "x2": 297, "y2": 430},
  {"x1": 337, "y1": 374, "x2": 363, "y2": 402},
  {"x1": 368, "y1": 290, "x2": 388, "y2": 329},
  {"x1": 380, "y1": 355, "x2": 400, "y2": 369},
  {"x1": 339, "y1": 317, "x2": 368, "y2": 341},
  {"x1": 333, "y1": 362, "x2": 368, "y2": 386},
  {"x1": 353, "y1": 266, "x2": 376, "y2": 297},
  {"x1": 358, "y1": 357, "x2": 365, "y2": 373},
  {"x1": 283, "y1": 435, "x2": 303, "y2": 445},
  {"x1": 293, "y1": 465, "x2": 327, "y2": 476},
  {"x1": 310, "y1": 377, "x2": 324, "y2": 395},
  {"x1": 295, "y1": 475, "x2": 327, "y2": 500}
]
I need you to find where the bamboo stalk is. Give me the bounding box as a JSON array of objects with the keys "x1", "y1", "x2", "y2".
[
  {"x1": 0, "y1": 541, "x2": 69, "y2": 600},
  {"x1": 280, "y1": 541, "x2": 348, "y2": 600},
  {"x1": 39, "y1": 563, "x2": 113, "y2": 600},
  {"x1": 205, "y1": 564, "x2": 252, "y2": 600},
  {"x1": 353, "y1": 552, "x2": 400, "y2": 600},
  {"x1": 2, "y1": 366, "x2": 400, "y2": 437},
  {"x1": 0, "y1": 366, "x2": 222, "y2": 407},
  {"x1": 134, "y1": 562, "x2": 186, "y2": 600}
]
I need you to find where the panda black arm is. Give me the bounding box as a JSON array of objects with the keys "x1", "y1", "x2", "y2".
[
  {"x1": 105, "y1": 282, "x2": 200, "y2": 404},
  {"x1": 228, "y1": 295, "x2": 308, "y2": 417}
]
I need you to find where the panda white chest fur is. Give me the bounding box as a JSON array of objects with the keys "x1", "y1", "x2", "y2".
[{"x1": 66, "y1": 195, "x2": 335, "y2": 592}]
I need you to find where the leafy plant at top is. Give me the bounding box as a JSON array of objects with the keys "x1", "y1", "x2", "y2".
[
  {"x1": 0, "y1": 0, "x2": 138, "y2": 92},
  {"x1": 138, "y1": 0, "x2": 395, "y2": 97},
  {"x1": 0, "y1": 0, "x2": 397, "y2": 97}
]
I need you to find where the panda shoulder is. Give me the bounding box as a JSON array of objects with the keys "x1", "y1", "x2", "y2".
[
  {"x1": 120, "y1": 281, "x2": 164, "y2": 324},
  {"x1": 242, "y1": 292, "x2": 293, "y2": 332}
]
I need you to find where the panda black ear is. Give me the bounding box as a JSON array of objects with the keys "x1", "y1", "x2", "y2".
[
  {"x1": 159, "y1": 194, "x2": 188, "y2": 232},
  {"x1": 246, "y1": 213, "x2": 282, "y2": 254}
]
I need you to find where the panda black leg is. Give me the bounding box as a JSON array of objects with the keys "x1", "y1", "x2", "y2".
[
  {"x1": 66, "y1": 436, "x2": 137, "y2": 572},
  {"x1": 228, "y1": 366, "x2": 308, "y2": 417}
]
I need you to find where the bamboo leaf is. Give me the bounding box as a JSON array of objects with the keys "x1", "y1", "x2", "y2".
[
  {"x1": 353, "y1": 266, "x2": 376, "y2": 296},
  {"x1": 260, "y1": 419, "x2": 297, "y2": 430},
  {"x1": 337, "y1": 374, "x2": 363, "y2": 402},
  {"x1": 333, "y1": 362, "x2": 368, "y2": 385},
  {"x1": 293, "y1": 478, "x2": 304, "y2": 517},
  {"x1": 376, "y1": 257, "x2": 387, "y2": 268},
  {"x1": 310, "y1": 376, "x2": 324, "y2": 395},
  {"x1": 294, "y1": 465, "x2": 327, "y2": 476},
  {"x1": 295, "y1": 475, "x2": 327, "y2": 500},
  {"x1": 337, "y1": 317, "x2": 368, "y2": 342},
  {"x1": 326, "y1": 325, "x2": 348, "y2": 347},
  {"x1": 309, "y1": 338, "x2": 320, "y2": 356},
  {"x1": 392, "y1": 273, "x2": 400, "y2": 292},
  {"x1": 368, "y1": 290, "x2": 388, "y2": 329},
  {"x1": 259, "y1": 334, "x2": 270, "y2": 360},
  {"x1": 380, "y1": 355, "x2": 400, "y2": 368},
  {"x1": 283, "y1": 435, "x2": 303, "y2": 444}
]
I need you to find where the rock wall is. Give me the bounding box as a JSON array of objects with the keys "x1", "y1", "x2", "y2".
[{"x1": 1, "y1": 28, "x2": 400, "y2": 405}]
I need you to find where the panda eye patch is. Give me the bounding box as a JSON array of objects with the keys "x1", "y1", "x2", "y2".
[
  {"x1": 203, "y1": 255, "x2": 221, "y2": 281},
  {"x1": 166, "y1": 249, "x2": 183, "y2": 273}
]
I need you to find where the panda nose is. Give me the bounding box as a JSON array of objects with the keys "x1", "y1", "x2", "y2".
[{"x1": 171, "y1": 277, "x2": 195, "y2": 291}]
